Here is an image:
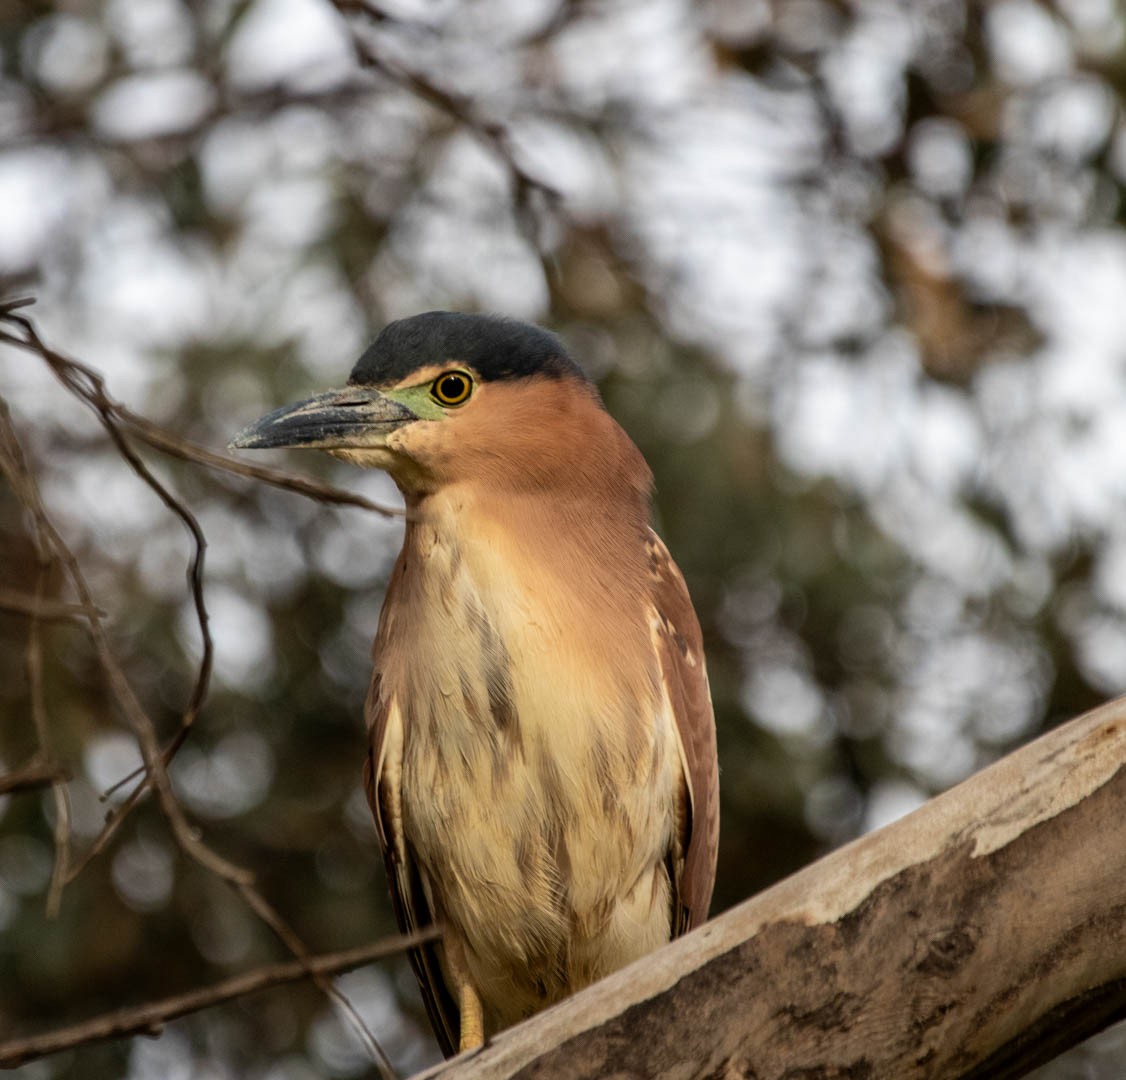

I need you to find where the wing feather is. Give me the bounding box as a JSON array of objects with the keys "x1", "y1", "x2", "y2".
[
  {"x1": 646, "y1": 530, "x2": 719, "y2": 933},
  {"x1": 364, "y1": 672, "x2": 459, "y2": 1056}
]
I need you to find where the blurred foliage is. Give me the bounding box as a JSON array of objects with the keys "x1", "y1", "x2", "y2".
[{"x1": 1, "y1": 0, "x2": 1126, "y2": 1076}]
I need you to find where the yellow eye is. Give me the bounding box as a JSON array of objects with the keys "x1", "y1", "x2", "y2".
[{"x1": 430, "y1": 371, "x2": 473, "y2": 407}]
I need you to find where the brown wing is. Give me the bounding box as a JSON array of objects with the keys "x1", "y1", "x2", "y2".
[
  {"x1": 646, "y1": 529, "x2": 719, "y2": 934},
  {"x1": 364, "y1": 670, "x2": 459, "y2": 1056}
]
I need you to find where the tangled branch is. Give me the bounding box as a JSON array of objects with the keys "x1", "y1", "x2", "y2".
[
  {"x1": 0, "y1": 394, "x2": 73, "y2": 912},
  {"x1": 0, "y1": 298, "x2": 409, "y2": 1076},
  {"x1": 0, "y1": 297, "x2": 404, "y2": 874}
]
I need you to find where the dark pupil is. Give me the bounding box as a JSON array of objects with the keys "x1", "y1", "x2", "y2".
[{"x1": 440, "y1": 375, "x2": 465, "y2": 400}]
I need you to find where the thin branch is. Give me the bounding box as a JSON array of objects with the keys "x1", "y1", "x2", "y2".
[
  {"x1": 0, "y1": 928, "x2": 440, "y2": 1069},
  {"x1": 0, "y1": 761, "x2": 70, "y2": 797},
  {"x1": 0, "y1": 400, "x2": 72, "y2": 914},
  {"x1": 0, "y1": 303, "x2": 399, "y2": 1078},
  {"x1": 0, "y1": 296, "x2": 400, "y2": 877},
  {"x1": 0, "y1": 314, "x2": 215, "y2": 892},
  {"x1": 0, "y1": 304, "x2": 404, "y2": 521},
  {"x1": 0, "y1": 296, "x2": 401, "y2": 864},
  {"x1": 0, "y1": 587, "x2": 102, "y2": 622},
  {"x1": 352, "y1": 31, "x2": 560, "y2": 204},
  {"x1": 329, "y1": 0, "x2": 562, "y2": 260},
  {"x1": 14, "y1": 75, "x2": 380, "y2": 156},
  {"x1": 29, "y1": 572, "x2": 70, "y2": 916},
  {"x1": 119, "y1": 409, "x2": 406, "y2": 518}
]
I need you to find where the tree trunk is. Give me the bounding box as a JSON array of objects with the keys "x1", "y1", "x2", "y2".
[{"x1": 420, "y1": 697, "x2": 1126, "y2": 1079}]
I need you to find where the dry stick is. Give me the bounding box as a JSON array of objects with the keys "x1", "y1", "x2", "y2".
[
  {"x1": 57, "y1": 474, "x2": 394, "y2": 1074},
  {"x1": 29, "y1": 573, "x2": 71, "y2": 916},
  {"x1": 0, "y1": 304, "x2": 400, "y2": 774},
  {"x1": 0, "y1": 302, "x2": 402, "y2": 880},
  {"x1": 0, "y1": 311, "x2": 214, "y2": 864},
  {"x1": 0, "y1": 761, "x2": 70, "y2": 796},
  {"x1": 51, "y1": 358, "x2": 215, "y2": 804},
  {"x1": 19, "y1": 319, "x2": 217, "y2": 732},
  {"x1": 329, "y1": 1, "x2": 562, "y2": 263},
  {"x1": 0, "y1": 401, "x2": 72, "y2": 914},
  {"x1": 0, "y1": 928, "x2": 440, "y2": 1069},
  {"x1": 0, "y1": 587, "x2": 102, "y2": 621},
  {"x1": 0, "y1": 321, "x2": 404, "y2": 521},
  {"x1": 117, "y1": 408, "x2": 406, "y2": 519},
  {"x1": 9, "y1": 426, "x2": 399, "y2": 1080},
  {"x1": 0, "y1": 317, "x2": 399, "y2": 1079},
  {"x1": 0, "y1": 327, "x2": 215, "y2": 883}
]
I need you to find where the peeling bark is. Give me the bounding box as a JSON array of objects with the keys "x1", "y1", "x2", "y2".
[{"x1": 419, "y1": 697, "x2": 1126, "y2": 1079}]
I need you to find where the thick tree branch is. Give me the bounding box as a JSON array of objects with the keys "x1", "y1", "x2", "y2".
[
  {"x1": 421, "y1": 697, "x2": 1126, "y2": 1079},
  {"x1": 0, "y1": 929, "x2": 439, "y2": 1069}
]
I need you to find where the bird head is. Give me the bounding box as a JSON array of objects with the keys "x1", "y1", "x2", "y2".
[{"x1": 231, "y1": 311, "x2": 650, "y2": 503}]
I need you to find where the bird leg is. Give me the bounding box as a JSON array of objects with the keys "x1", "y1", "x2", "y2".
[
  {"x1": 458, "y1": 981, "x2": 485, "y2": 1052},
  {"x1": 445, "y1": 934, "x2": 485, "y2": 1052}
]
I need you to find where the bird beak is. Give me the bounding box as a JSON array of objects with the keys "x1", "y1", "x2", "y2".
[{"x1": 228, "y1": 387, "x2": 418, "y2": 450}]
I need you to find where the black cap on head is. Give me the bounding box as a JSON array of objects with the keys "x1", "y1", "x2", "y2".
[{"x1": 348, "y1": 311, "x2": 588, "y2": 387}]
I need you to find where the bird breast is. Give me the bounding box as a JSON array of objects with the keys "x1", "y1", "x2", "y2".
[{"x1": 385, "y1": 510, "x2": 681, "y2": 1026}]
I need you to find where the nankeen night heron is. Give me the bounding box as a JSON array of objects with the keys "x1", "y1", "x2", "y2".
[{"x1": 232, "y1": 311, "x2": 719, "y2": 1055}]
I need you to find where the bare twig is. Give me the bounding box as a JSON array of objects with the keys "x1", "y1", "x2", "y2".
[
  {"x1": 0, "y1": 302, "x2": 399, "y2": 1078},
  {"x1": 117, "y1": 408, "x2": 406, "y2": 518},
  {"x1": 0, "y1": 928, "x2": 440, "y2": 1069},
  {"x1": 328, "y1": 0, "x2": 562, "y2": 259},
  {"x1": 15, "y1": 76, "x2": 379, "y2": 156},
  {"x1": 0, "y1": 760, "x2": 70, "y2": 796},
  {"x1": 0, "y1": 399, "x2": 72, "y2": 914},
  {"x1": 0, "y1": 311, "x2": 215, "y2": 891},
  {"x1": 0, "y1": 307, "x2": 404, "y2": 521},
  {"x1": 0, "y1": 587, "x2": 101, "y2": 621},
  {"x1": 29, "y1": 573, "x2": 70, "y2": 916},
  {"x1": 354, "y1": 33, "x2": 559, "y2": 202},
  {"x1": 0, "y1": 305, "x2": 213, "y2": 734},
  {"x1": 0, "y1": 296, "x2": 401, "y2": 875},
  {"x1": 62, "y1": 773, "x2": 150, "y2": 882}
]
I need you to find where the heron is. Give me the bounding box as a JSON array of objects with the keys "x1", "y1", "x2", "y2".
[{"x1": 232, "y1": 311, "x2": 718, "y2": 1055}]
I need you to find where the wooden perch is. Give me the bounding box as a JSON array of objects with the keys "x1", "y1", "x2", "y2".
[{"x1": 422, "y1": 697, "x2": 1126, "y2": 1079}]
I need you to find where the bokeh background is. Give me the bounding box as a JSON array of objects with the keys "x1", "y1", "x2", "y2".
[{"x1": 2, "y1": 0, "x2": 1126, "y2": 1076}]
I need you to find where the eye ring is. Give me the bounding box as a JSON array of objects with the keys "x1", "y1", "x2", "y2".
[{"x1": 430, "y1": 370, "x2": 474, "y2": 407}]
